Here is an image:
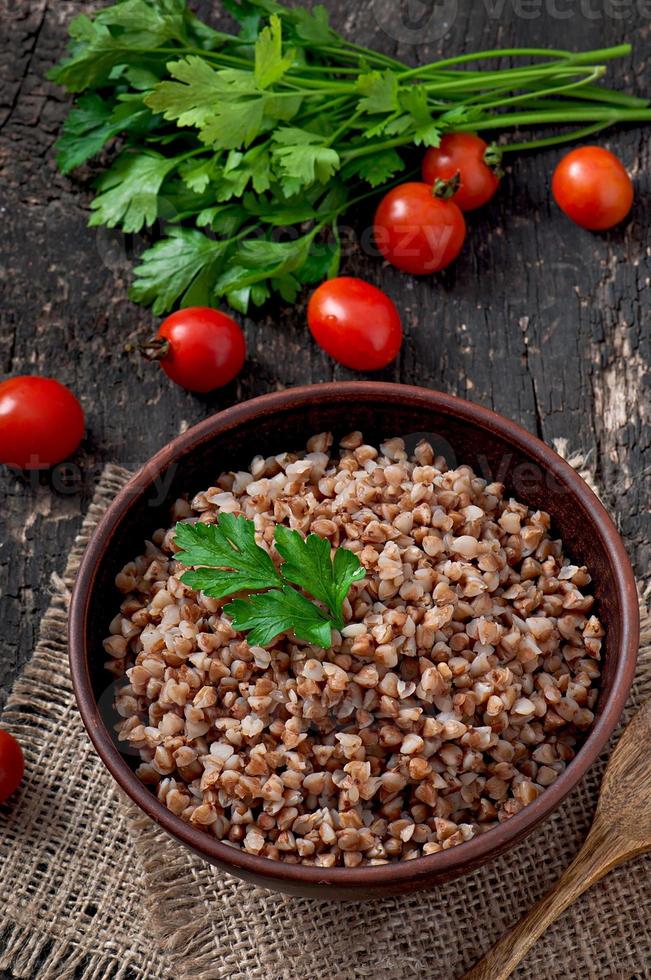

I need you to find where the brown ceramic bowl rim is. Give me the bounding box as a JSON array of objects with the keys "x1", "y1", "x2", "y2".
[{"x1": 69, "y1": 382, "x2": 639, "y2": 890}]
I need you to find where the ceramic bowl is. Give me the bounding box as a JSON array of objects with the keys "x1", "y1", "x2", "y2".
[{"x1": 69, "y1": 382, "x2": 639, "y2": 899}]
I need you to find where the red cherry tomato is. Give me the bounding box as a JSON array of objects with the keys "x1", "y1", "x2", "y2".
[
  {"x1": 373, "y1": 182, "x2": 466, "y2": 275},
  {"x1": 552, "y1": 146, "x2": 633, "y2": 230},
  {"x1": 157, "y1": 307, "x2": 246, "y2": 393},
  {"x1": 307, "y1": 277, "x2": 403, "y2": 371},
  {"x1": 0, "y1": 376, "x2": 85, "y2": 470},
  {"x1": 422, "y1": 133, "x2": 500, "y2": 211},
  {"x1": 0, "y1": 729, "x2": 24, "y2": 804}
]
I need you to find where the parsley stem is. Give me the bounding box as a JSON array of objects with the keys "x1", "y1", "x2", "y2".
[
  {"x1": 339, "y1": 137, "x2": 419, "y2": 163},
  {"x1": 498, "y1": 81, "x2": 648, "y2": 109},
  {"x1": 281, "y1": 79, "x2": 356, "y2": 92},
  {"x1": 317, "y1": 41, "x2": 403, "y2": 71},
  {"x1": 153, "y1": 45, "x2": 252, "y2": 69},
  {"x1": 298, "y1": 94, "x2": 350, "y2": 125},
  {"x1": 327, "y1": 109, "x2": 364, "y2": 146},
  {"x1": 470, "y1": 67, "x2": 606, "y2": 111},
  {"x1": 151, "y1": 41, "x2": 641, "y2": 119},
  {"x1": 498, "y1": 120, "x2": 613, "y2": 153},
  {"x1": 416, "y1": 65, "x2": 602, "y2": 95},
  {"x1": 457, "y1": 107, "x2": 651, "y2": 128},
  {"x1": 556, "y1": 84, "x2": 648, "y2": 108},
  {"x1": 290, "y1": 64, "x2": 366, "y2": 75},
  {"x1": 397, "y1": 43, "x2": 632, "y2": 76},
  {"x1": 340, "y1": 104, "x2": 651, "y2": 163}
]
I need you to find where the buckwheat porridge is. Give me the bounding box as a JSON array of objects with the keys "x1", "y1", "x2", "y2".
[{"x1": 104, "y1": 432, "x2": 603, "y2": 867}]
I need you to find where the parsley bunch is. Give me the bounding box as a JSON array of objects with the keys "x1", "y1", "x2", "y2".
[
  {"x1": 49, "y1": 0, "x2": 651, "y2": 315},
  {"x1": 174, "y1": 514, "x2": 365, "y2": 647}
]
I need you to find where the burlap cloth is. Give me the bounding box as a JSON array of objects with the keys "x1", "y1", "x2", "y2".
[{"x1": 1, "y1": 457, "x2": 650, "y2": 980}]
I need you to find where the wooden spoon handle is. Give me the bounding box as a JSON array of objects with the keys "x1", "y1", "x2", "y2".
[{"x1": 461, "y1": 828, "x2": 628, "y2": 980}]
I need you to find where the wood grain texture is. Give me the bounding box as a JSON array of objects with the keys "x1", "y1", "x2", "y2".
[
  {"x1": 462, "y1": 698, "x2": 651, "y2": 980},
  {"x1": 0, "y1": 0, "x2": 648, "y2": 975}
]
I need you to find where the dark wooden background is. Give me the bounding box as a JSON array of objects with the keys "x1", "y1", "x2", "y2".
[
  {"x1": 0, "y1": 2, "x2": 649, "y2": 978},
  {"x1": 1, "y1": 0, "x2": 649, "y2": 722}
]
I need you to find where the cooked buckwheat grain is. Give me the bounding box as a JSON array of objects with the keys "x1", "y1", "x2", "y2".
[{"x1": 105, "y1": 433, "x2": 603, "y2": 866}]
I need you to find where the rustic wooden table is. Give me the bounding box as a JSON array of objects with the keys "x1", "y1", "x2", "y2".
[
  {"x1": 0, "y1": 1, "x2": 649, "y2": 977},
  {"x1": 1, "y1": 0, "x2": 648, "y2": 708}
]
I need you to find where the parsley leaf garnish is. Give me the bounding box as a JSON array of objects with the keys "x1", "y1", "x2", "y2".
[
  {"x1": 271, "y1": 128, "x2": 340, "y2": 189},
  {"x1": 225, "y1": 587, "x2": 333, "y2": 647},
  {"x1": 88, "y1": 150, "x2": 182, "y2": 232},
  {"x1": 295, "y1": 235, "x2": 341, "y2": 284},
  {"x1": 174, "y1": 513, "x2": 365, "y2": 648},
  {"x1": 53, "y1": 94, "x2": 153, "y2": 174},
  {"x1": 400, "y1": 88, "x2": 442, "y2": 148},
  {"x1": 47, "y1": 1, "x2": 215, "y2": 91},
  {"x1": 341, "y1": 148, "x2": 405, "y2": 188},
  {"x1": 356, "y1": 70, "x2": 400, "y2": 115},
  {"x1": 254, "y1": 14, "x2": 294, "y2": 90},
  {"x1": 291, "y1": 4, "x2": 336, "y2": 44},
  {"x1": 274, "y1": 525, "x2": 365, "y2": 629},
  {"x1": 129, "y1": 227, "x2": 231, "y2": 314},
  {"x1": 200, "y1": 99, "x2": 267, "y2": 151},
  {"x1": 215, "y1": 146, "x2": 272, "y2": 199},
  {"x1": 174, "y1": 515, "x2": 283, "y2": 597},
  {"x1": 145, "y1": 59, "x2": 259, "y2": 131}
]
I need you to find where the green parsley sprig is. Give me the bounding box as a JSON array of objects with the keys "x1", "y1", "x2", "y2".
[
  {"x1": 173, "y1": 513, "x2": 365, "y2": 647},
  {"x1": 49, "y1": 0, "x2": 651, "y2": 315}
]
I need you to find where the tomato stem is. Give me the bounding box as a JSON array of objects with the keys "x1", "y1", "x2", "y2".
[
  {"x1": 433, "y1": 173, "x2": 461, "y2": 200},
  {"x1": 125, "y1": 338, "x2": 170, "y2": 362}
]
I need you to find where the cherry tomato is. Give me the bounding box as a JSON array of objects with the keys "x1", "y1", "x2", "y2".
[
  {"x1": 0, "y1": 376, "x2": 85, "y2": 470},
  {"x1": 156, "y1": 307, "x2": 246, "y2": 393},
  {"x1": 422, "y1": 133, "x2": 500, "y2": 211},
  {"x1": 373, "y1": 182, "x2": 466, "y2": 275},
  {"x1": 307, "y1": 277, "x2": 403, "y2": 371},
  {"x1": 552, "y1": 146, "x2": 633, "y2": 231},
  {"x1": 0, "y1": 729, "x2": 24, "y2": 804}
]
